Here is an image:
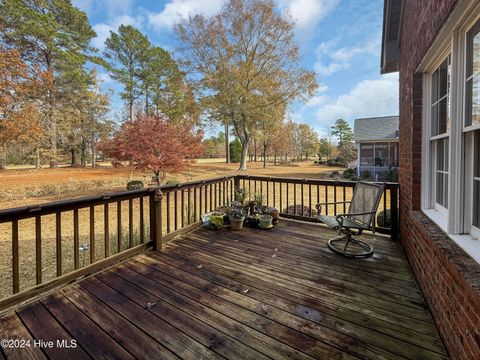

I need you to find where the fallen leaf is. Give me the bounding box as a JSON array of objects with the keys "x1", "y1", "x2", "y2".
[
  {"x1": 197, "y1": 264, "x2": 203, "y2": 269},
  {"x1": 271, "y1": 253, "x2": 277, "y2": 258},
  {"x1": 146, "y1": 301, "x2": 157, "y2": 309},
  {"x1": 242, "y1": 288, "x2": 250, "y2": 294}
]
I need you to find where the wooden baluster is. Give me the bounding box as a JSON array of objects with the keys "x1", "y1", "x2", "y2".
[
  {"x1": 194, "y1": 187, "x2": 197, "y2": 221},
  {"x1": 204, "y1": 185, "x2": 208, "y2": 214},
  {"x1": 301, "y1": 183, "x2": 304, "y2": 216},
  {"x1": 214, "y1": 183, "x2": 217, "y2": 209},
  {"x1": 286, "y1": 183, "x2": 289, "y2": 213},
  {"x1": 199, "y1": 185, "x2": 203, "y2": 216},
  {"x1": 187, "y1": 188, "x2": 191, "y2": 224},
  {"x1": 140, "y1": 197, "x2": 144, "y2": 243},
  {"x1": 117, "y1": 202, "x2": 122, "y2": 254},
  {"x1": 383, "y1": 189, "x2": 388, "y2": 228},
  {"x1": 104, "y1": 203, "x2": 110, "y2": 258},
  {"x1": 181, "y1": 190, "x2": 185, "y2": 227},
  {"x1": 343, "y1": 186, "x2": 347, "y2": 213},
  {"x1": 166, "y1": 192, "x2": 171, "y2": 234},
  {"x1": 325, "y1": 186, "x2": 329, "y2": 215},
  {"x1": 317, "y1": 185, "x2": 320, "y2": 208},
  {"x1": 128, "y1": 200, "x2": 133, "y2": 247},
  {"x1": 279, "y1": 182, "x2": 283, "y2": 212},
  {"x1": 293, "y1": 183, "x2": 297, "y2": 215},
  {"x1": 12, "y1": 220, "x2": 19, "y2": 294},
  {"x1": 174, "y1": 191, "x2": 178, "y2": 231},
  {"x1": 334, "y1": 184, "x2": 337, "y2": 215},
  {"x1": 273, "y1": 181, "x2": 276, "y2": 208},
  {"x1": 308, "y1": 184, "x2": 312, "y2": 217},
  {"x1": 209, "y1": 184, "x2": 213, "y2": 212},
  {"x1": 73, "y1": 209, "x2": 79, "y2": 270},
  {"x1": 36, "y1": 215, "x2": 42, "y2": 283},
  {"x1": 90, "y1": 206, "x2": 95, "y2": 263},
  {"x1": 266, "y1": 180, "x2": 269, "y2": 206},
  {"x1": 56, "y1": 213, "x2": 62, "y2": 276}
]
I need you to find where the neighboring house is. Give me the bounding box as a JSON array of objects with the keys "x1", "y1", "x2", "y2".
[
  {"x1": 353, "y1": 116, "x2": 399, "y2": 179},
  {"x1": 382, "y1": 0, "x2": 480, "y2": 359}
]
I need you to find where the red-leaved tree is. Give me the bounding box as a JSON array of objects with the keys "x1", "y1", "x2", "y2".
[{"x1": 100, "y1": 114, "x2": 204, "y2": 181}]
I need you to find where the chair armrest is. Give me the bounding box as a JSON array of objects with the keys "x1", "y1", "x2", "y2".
[
  {"x1": 316, "y1": 201, "x2": 351, "y2": 214},
  {"x1": 335, "y1": 211, "x2": 377, "y2": 228}
]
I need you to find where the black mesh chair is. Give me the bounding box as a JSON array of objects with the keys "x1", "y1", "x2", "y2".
[{"x1": 316, "y1": 182, "x2": 385, "y2": 258}]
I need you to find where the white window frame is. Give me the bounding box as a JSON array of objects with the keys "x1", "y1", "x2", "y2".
[
  {"x1": 422, "y1": 52, "x2": 452, "y2": 224},
  {"x1": 419, "y1": 1, "x2": 480, "y2": 264}
]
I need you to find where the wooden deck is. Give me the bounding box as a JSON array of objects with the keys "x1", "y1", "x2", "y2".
[{"x1": 0, "y1": 220, "x2": 448, "y2": 359}]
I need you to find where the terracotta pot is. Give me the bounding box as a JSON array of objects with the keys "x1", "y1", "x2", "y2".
[{"x1": 230, "y1": 217, "x2": 244, "y2": 231}]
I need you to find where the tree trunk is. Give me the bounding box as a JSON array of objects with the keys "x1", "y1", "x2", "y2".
[
  {"x1": 239, "y1": 137, "x2": 249, "y2": 171},
  {"x1": 0, "y1": 145, "x2": 6, "y2": 170},
  {"x1": 263, "y1": 142, "x2": 267, "y2": 168},
  {"x1": 35, "y1": 147, "x2": 41, "y2": 169},
  {"x1": 71, "y1": 148, "x2": 77, "y2": 166},
  {"x1": 129, "y1": 99, "x2": 134, "y2": 121},
  {"x1": 80, "y1": 137, "x2": 86, "y2": 167},
  {"x1": 254, "y1": 138, "x2": 257, "y2": 162},
  {"x1": 225, "y1": 123, "x2": 230, "y2": 163}
]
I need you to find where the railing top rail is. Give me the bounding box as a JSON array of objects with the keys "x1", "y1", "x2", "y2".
[
  {"x1": 0, "y1": 175, "x2": 234, "y2": 223},
  {"x1": 235, "y1": 174, "x2": 399, "y2": 188}
]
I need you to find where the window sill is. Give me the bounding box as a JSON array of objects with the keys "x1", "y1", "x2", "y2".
[{"x1": 422, "y1": 209, "x2": 480, "y2": 264}]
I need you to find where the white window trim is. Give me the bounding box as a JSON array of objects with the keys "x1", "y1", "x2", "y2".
[{"x1": 420, "y1": 1, "x2": 480, "y2": 264}]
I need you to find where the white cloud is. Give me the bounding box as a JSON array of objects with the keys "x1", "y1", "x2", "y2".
[
  {"x1": 92, "y1": 15, "x2": 144, "y2": 50},
  {"x1": 148, "y1": 0, "x2": 226, "y2": 30},
  {"x1": 314, "y1": 38, "x2": 379, "y2": 76},
  {"x1": 279, "y1": 0, "x2": 339, "y2": 30},
  {"x1": 305, "y1": 83, "x2": 329, "y2": 107},
  {"x1": 314, "y1": 73, "x2": 399, "y2": 125}
]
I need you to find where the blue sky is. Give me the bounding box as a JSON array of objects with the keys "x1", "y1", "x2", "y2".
[{"x1": 73, "y1": 0, "x2": 399, "y2": 137}]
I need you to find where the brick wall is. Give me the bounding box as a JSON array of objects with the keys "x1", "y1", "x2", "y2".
[{"x1": 398, "y1": 0, "x2": 480, "y2": 359}]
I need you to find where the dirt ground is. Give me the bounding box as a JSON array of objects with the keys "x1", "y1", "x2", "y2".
[{"x1": 0, "y1": 160, "x2": 344, "y2": 210}]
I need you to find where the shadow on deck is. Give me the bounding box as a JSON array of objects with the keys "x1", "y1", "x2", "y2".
[{"x1": 0, "y1": 220, "x2": 448, "y2": 359}]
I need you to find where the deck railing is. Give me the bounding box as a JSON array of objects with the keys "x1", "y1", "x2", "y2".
[
  {"x1": 0, "y1": 176, "x2": 234, "y2": 311},
  {"x1": 0, "y1": 174, "x2": 398, "y2": 311},
  {"x1": 235, "y1": 175, "x2": 399, "y2": 238}
]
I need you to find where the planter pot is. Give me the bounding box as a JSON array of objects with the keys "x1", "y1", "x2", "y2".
[
  {"x1": 248, "y1": 201, "x2": 256, "y2": 215},
  {"x1": 268, "y1": 207, "x2": 280, "y2": 224},
  {"x1": 229, "y1": 217, "x2": 245, "y2": 231},
  {"x1": 259, "y1": 214, "x2": 273, "y2": 229}
]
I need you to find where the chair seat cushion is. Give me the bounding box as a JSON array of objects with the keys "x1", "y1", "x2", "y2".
[{"x1": 317, "y1": 215, "x2": 369, "y2": 230}]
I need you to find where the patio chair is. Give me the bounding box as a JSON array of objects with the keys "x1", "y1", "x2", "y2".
[{"x1": 316, "y1": 181, "x2": 385, "y2": 258}]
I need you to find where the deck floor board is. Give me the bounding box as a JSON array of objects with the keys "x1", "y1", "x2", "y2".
[{"x1": 0, "y1": 220, "x2": 449, "y2": 359}]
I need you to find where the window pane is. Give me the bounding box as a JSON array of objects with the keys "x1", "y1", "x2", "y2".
[
  {"x1": 439, "y1": 60, "x2": 448, "y2": 98},
  {"x1": 439, "y1": 98, "x2": 448, "y2": 134},
  {"x1": 444, "y1": 138, "x2": 449, "y2": 171},
  {"x1": 390, "y1": 143, "x2": 398, "y2": 167},
  {"x1": 474, "y1": 132, "x2": 480, "y2": 227},
  {"x1": 475, "y1": 132, "x2": 480, "y2": 178},
  {"x1": 374, "y1": 143, "x2": 388, "y2": 167},
  {"x1": 466, "y1": 21, "x2": 480, "y2": 127},
  {"x1": 436, "y1": 172, "x2": 444, "y2": 206},
  {"x1": 474, "y1": 180, "x2": 480, "y2": 227},
  {"x1": 431, "y1": 103, "x2": 439, "y2": 135},
  {"x1": 360, "y1": 144, "x2": 374, "y2": 166},
  {"x1": 432, "y1": 69, "x2": 439, "y2": 103}
]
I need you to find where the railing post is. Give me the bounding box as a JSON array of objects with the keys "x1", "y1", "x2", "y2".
[
  {"x1": 391, "y1": 185, "x2": 399, "y2": 241},
  {"x1": 233, "y1": 176, "x2": 240, "y2": 200},
  {"x1": 153, "y1": 189, "x2": 163, "y2": 251}
]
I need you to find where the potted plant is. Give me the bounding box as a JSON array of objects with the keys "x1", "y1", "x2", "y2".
[
  {"x1": 209, "y1": 212, "x2": 226, "y2": 229},
  {"x1": 229, "y1": 209, "x2": 246, "y2": 231},
  {"x1": 259, "y1": 214, "x2": 273, "y2": 229}
]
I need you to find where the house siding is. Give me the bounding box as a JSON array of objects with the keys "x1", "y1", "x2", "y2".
[{"x1": 399, "y1": 1, "x2": 480, "y2": 360}]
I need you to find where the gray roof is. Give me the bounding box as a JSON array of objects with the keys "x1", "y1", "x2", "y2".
[{"x1": 354, "y1": 116, "x2": 399, "y2": 141}]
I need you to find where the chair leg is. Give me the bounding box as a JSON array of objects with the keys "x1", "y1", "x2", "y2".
[{"x1": 327, "y1": 230, "x2": 373, "y2": 258}]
